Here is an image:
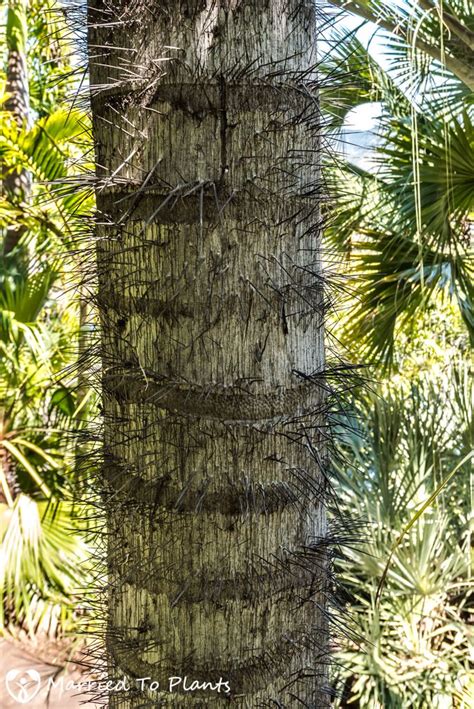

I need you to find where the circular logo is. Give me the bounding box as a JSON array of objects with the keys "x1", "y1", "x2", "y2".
[{"x1": 5, "y1": 669, "x2": 42, "y2": 704}]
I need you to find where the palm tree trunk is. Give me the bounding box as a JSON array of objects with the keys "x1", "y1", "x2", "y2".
[
  {"x1": 88, "y1": 1, "x2": 328, "y2": 706},
  {"x1": 2, "y1": 0, "x2": 31, "y2": 256}
]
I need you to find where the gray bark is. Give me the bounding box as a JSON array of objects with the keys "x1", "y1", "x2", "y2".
[{"x1": 88, "y1": 1, "x2": 328, "y2": 706}]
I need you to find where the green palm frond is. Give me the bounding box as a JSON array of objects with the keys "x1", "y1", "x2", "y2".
[
  {"x1": 320, "y1": 25, "x2": 409, "y2": 128},
  {"x1": 328, "y1": 0, "x2": 474, "y2": 92},
  {"x1": 325, "y1": 161, "x2": 383, "y2": 255},
  {"x1": 0, "y1": 263, "x2": 57, "y2": 325},
  {"x1": 328, "y1": 101, "x2": 473, "y2": 364},
  {"x1": 2, "y1": 440, "x2": 52, "y2": 499},
  {"x1": 0, "y1": 0, "x2": 95, "y2": 641},
  {"x1": 0, "y1": 495, "x2": 90, "y2": 634},
  {"x1": 333, "y1": 367, "x2": 473, "y2": 706},
  {"x1": 27, "y1": 0, "x2": 78, "y2": 115},
  {"x1": 0, "y1": 107, "x2": 87, "y2": 183},
  {"x1": 343, "y1": 230, "x2": 473, "y2": 362},
  {"x1": 0, "y1": 256, "x2": 80, "y2": 505},
  {"x1": 378, "y1": 109, "x2": 474, "y2": 242}
]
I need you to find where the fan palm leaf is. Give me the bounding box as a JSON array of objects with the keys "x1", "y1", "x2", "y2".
[
  {"x1": 322, "y1": 17, "x2": 474, "y2": 365},
  {"x1": 327, "y1": 0, "x2": 474, "y2": 92},
  {"x1": 332, "y1": 366, "x2": 473, "y2": 706},
  {"x1": 0, "y1": 495, "x2": 90, "y2": 634}
]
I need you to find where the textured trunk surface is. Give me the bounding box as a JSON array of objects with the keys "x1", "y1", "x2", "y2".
[{"x1": 88, "y1": 1, "x2": 328, "y2": 706}]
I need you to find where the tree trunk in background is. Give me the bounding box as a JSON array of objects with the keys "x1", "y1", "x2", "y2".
[
  {"x1": 1, "y1": 0, "x2": 30, "y2": 500},
  {"x1": 88, "y1": 1, "x2": 327, "y2": 706},
  {"x1": 2, "y1": 0, "x2": 31, "y2": 256}
]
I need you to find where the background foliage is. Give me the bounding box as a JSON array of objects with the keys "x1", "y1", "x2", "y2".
[
  {"x1": 323, "y1": 1, "x2": 473, "y2": 706},
  {"x1": 0, "y1": 0, "x2": 92, "y2": 638}
]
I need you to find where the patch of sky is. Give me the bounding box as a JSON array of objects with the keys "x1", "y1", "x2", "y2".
[{"x1": 329, "y1": 12, "x2": 388, "y2": 170}]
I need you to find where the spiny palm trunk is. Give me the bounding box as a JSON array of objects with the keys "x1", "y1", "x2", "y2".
[
  {"x1": 2, "y1": 0, "x2": 31, "y2": 256},
  {"x1": 88, "y1": 1, "x2": 328, "y2": 706}
]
